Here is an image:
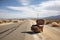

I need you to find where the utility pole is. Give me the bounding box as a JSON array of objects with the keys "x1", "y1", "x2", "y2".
[{"x1": 37, "y1": 13, "x2": 39, "y2": 19}]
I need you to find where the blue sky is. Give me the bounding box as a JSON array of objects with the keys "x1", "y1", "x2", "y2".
[{"x1": 0, "y1": 0, "x2": 60, "y2": 19}]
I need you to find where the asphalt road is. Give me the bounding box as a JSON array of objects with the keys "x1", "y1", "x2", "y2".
[{"x1": 0, "y1": 20, "x2": 60, "y2": 40}]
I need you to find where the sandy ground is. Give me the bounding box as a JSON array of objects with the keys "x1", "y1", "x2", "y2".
[
  {"x1": 0, "y1": 22, "x2": 14, "y2": 26},
  {"x1": 0, "y1": 20, "x2": 60, "y2": 40}
]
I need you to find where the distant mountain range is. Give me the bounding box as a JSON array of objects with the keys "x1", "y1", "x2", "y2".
[
  {"x1": 0, "y1": 15, "x2": 60, "y2": 20},
  {"x1": 44, "y1": 15, "x2": 60, "y2": 19}
]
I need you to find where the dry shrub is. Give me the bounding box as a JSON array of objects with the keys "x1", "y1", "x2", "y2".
[
  {"x1": 2, "y1": 20, "x2": 7, "y2": 23},
  {"x1": 46, "y1": 22, "x2": 52, "y2": 24},
  {"x1": 51, "y1": 22, "x2": 60, "y2": 27},
  {"x1": 0, "y1": 22, "x2": 2, "y2": 24},
  {"x1": 13, "y1": 21, "x2": 18, "y2": 23},
  {"x1": 6, "y1": 20, "x2": 12, "y2": 23}
]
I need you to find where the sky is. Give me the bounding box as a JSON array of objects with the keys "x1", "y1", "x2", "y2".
[{"x1": 0, "y1": 0, "x2": 60, "y2": 19}]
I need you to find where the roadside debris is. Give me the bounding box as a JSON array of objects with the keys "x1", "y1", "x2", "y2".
[{"x1": 31, "y1": 19, "x2": 45, "y2": 33}]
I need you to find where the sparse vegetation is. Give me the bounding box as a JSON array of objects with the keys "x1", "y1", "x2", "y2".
[
  {"x1": 46, "y1": 22, "x2": 52, "y2": 24},
  {"x1": 45, "y1": 19, "x2": 60, "y2": 25},
  {"x1": 0, "y1": 21, "x2": 2, "y2": 24},
  {"x1": 0, "y1": 20, "x2": 12, "y2": 24},
  {"x1": 2, "y1": 20, "x2": 7, "y2": 23},
  {"x1": 13, "y1": 21, "x2": 18, "y2": 23},
  {"x1": 51, "y1": 22, "x2": 60, "y2": 27}
]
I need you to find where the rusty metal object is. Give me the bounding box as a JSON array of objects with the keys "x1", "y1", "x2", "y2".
[
  {"x1": 38, "y1": 25, "x2": 44, "y2": 32},
  {"x1": 31, "y1": 19, "x2": 45, "y2": 33},
  {"x1": 31, "y1": 25, "x2": 44, "y2": 33},
  {"x1": 31, "y1": 25, "x2": 41, "y2": 33},
  {"x1": 36, "y1": 19, "x2": 45, "y2": 25}
]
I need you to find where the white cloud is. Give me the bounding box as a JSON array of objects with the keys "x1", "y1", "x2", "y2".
[
  {"x1": 19, "y1": 0, "x2": 30, "y2": 5},
  {"x1": 7, "y1": 6, "x2": 34, "y2": 12},
  {"x1": 50, "y1": 0, "x2": 60, "y2": 1},
  {"x1": 32, "y1": 1, "x2": 60, "y2": 11},
  {"x1": 29, "y1": 0, "x2": 60, "y2": 16},
  {"x1": 0, "y1": 10, "x2": 26, "y2": 19},
  {"x1": 7, "y1": 6, "x2": 60, "y2": 18},
  {"x1": 4, "y1": 0, "x2": 60, "y2": 18},
  {"x1": 0, "y1": 12, "x2": 21, "y2": 19},
  {"x1": 7, "y1": 6, "x2": 37, "y2": 18}
]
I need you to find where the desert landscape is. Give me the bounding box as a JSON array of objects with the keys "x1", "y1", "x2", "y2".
[
  {"x1": 0, "y1": 0, "x2": 60, "y2": 40},
  {"x1": 0, "y1": 19, "x2": 60, "y2": 40}
]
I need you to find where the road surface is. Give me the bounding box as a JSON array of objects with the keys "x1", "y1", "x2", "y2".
[{"x1": 0, "y1": 20, "x2": 60, "y2": 40}]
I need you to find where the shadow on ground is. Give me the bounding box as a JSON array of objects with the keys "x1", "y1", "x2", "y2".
[{"x1": 21, "y1": 31, "x2": 40, "y2": 35}]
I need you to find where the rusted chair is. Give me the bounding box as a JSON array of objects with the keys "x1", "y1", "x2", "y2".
[
  {"x1": 36, "y1": 19, "x2": 45, "y2": 25},
  {"x1": 31, "y1": 19, "x2": 45, "y2": 33},
  {"x1": 31, "y1": 25, "x2": 40, "y2": 33}
]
